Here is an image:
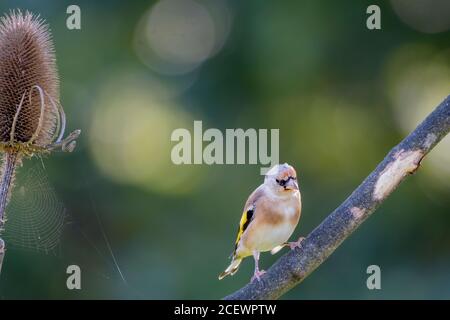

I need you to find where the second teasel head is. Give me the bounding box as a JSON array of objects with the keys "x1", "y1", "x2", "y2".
[{"x1": 0, "y1": 10, "x2": 79, "y2": 155}]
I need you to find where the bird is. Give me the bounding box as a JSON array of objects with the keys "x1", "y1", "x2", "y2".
[{"x1": 219, "y1": 163, "x2": 303, "y2": 282}]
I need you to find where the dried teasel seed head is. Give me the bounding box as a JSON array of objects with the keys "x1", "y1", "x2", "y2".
[{"x1": 0, "y1": 10, "x2": 66, "y2": 154}]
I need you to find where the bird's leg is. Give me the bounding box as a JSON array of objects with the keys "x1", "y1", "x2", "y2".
[{"x1": 251, "y1": 251, "x2": 266, "y2": 282}]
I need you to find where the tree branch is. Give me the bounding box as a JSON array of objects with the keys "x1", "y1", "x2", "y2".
[{"x1": 224, "y1": 95, "x2": 450, "y2": 300}]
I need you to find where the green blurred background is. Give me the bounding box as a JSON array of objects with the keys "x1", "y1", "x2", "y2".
[{"x1": 0, "y1": 0, "x2": 449, "y2": 299}]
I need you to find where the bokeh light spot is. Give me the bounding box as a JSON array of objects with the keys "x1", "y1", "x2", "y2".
[
  {"x1": 134, "y1": 0, "x2": 232, "y2": 75},
  {"x1": 391, "y1": 0, "x2": 450, "y2": 33},
  {"x1": 89, "y1": 73, "x2": 204, "y2": 195}
]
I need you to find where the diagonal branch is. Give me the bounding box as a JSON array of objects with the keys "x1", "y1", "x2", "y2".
[{"x1": 224, "y1": 95, "x2": 450, "y2": 300}]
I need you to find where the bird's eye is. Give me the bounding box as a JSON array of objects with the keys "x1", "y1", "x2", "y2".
[{"x1": 276, "y1": 179, "x2": 286, "y2": 186}]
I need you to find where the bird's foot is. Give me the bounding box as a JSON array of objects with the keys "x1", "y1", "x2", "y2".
[
  {"x1": 288, "y1": 237, "x2": 305, "y2": 250},
  {"x1": 251, "y1": 270, "x2": 266, "y2": 282}
]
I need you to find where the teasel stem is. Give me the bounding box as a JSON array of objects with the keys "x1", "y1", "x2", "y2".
[
  {"x1": 0, "y1": 151, "x2": 20, "y2": 275},
  {"x1": 0, "y1": 10, "x2": 80, "y2": 277}
]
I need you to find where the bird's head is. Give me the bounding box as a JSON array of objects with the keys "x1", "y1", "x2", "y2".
[{"x1": 264, "y1": 163, "x2": 299, "y2": 194}]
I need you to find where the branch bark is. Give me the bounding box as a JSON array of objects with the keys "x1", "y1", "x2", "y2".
[{"x1": 224, "y1": 95, "x2": 450, "y2": 300}]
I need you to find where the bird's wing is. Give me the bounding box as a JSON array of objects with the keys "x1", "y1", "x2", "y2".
[
  {"x1": 232, "y1": 185, "x2": 265, "y2": 256},
  {"x1": 233, "y1": 205, "x2": 255, "y2": 254}
]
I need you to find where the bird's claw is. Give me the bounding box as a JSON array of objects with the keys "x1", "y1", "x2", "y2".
[
  {"x1": 251, "y1": 270, "x2": 266, "y2": 282},
  {"x1": 288, "y1": 237, "x2": 305, "y2": 250},
  {"x1": 271, "y1": 237, "x2": 305, "y2": 255}
]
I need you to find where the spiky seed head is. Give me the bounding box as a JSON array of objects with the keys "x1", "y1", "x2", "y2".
[{"x1": 0, "y1": 10, "x2": 59, "y2": 151}]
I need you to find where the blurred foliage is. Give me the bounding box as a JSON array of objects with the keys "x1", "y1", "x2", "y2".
[{"x1": 0, "y1": 0, "x2": 449, "y2": 299}]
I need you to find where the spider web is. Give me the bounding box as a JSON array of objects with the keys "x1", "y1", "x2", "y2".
[
  {"x1": 1, "y1": 160, "x2": 128, "y2": 286},
  {"x1": 2, "y1": 161, "x2": 66, "y2": 254}
]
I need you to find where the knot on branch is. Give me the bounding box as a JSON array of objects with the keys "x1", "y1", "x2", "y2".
[{"x1": 373, "y1": 149, "x2": 424, "y2": 201}]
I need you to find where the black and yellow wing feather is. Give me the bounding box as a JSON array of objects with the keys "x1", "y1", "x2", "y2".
[{"x1": 233, "y1": 205, "x2": 255, "y2": 256}]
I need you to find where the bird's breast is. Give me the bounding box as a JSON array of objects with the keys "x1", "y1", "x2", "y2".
[{"x1": 244, "y1": 218, "x2": 297, "y2": 252}]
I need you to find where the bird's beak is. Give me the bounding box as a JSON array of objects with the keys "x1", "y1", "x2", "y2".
[{"x1": 286, "y1": 179, "x2": 299, "y2": 191}]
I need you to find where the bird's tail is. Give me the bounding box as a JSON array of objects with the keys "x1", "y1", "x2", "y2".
[{"x1": 218, "y1": 257, "x2": 242, "y2": 280}]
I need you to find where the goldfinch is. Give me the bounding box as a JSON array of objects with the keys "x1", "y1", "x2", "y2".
[{"x1": 219, "y1": 163, "x2": 303, "y2": 282}]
